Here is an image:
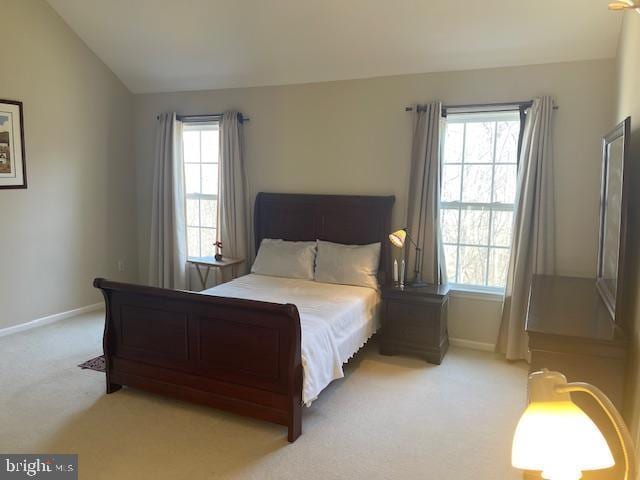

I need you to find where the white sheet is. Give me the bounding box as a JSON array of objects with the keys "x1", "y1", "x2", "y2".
[{"x1": 202, "y1": 274, "x2": 380, "y2": 405}]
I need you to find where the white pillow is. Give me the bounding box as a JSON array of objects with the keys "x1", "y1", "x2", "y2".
[
  {"x1": 314, "y1": 240, "x2": 381, "y2": 289},
  {"x1": 251, "y1": 239, "x2": 316, "y2": 280}
]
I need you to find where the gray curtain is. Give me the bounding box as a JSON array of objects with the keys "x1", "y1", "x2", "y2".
[
  {"x1": 148, "y1": 113, "x2": 187, "y2": 289},
  {"x1": 497, "y1": 96, "x2": 555, "y2": 360},
  {"x1": 217, "y1": 112, "x2": 250, "y2": 277},
  {"x1": 405, "y1": 101, "x2": 446, "y2": 285}
]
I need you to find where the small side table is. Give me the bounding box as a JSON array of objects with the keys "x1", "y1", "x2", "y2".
[
  {"x1": 380, "y1": 283, "x2": 450, "y2": 364},
  {"x1": 187, "y1": 256, "x2": 244, "y2": 291}
]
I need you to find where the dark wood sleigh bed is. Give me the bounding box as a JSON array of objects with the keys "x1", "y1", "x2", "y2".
[{"x1": 94, "y1": 192, "x2": 394, "y2": 442}]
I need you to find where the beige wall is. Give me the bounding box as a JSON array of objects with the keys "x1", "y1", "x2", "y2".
[
  {"x1": 448, "y1": 293, "x2": 503, "y2": 347},
  {"x1": 0, "y1": 0, "x2": 137, "y2": 329},
  {"x1": 134, "y1": 59, "x2": 615, "y2": 345},
  {"x1": 614, "y1": 11, "x2": 640, "y2": 455}
]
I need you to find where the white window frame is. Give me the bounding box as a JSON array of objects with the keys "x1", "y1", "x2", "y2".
[
  {"x1": 183, "y1": 121, "x2": 220, "y2": 259},
  {"x1": 440, "y1": 110, "x2": 521, "y2": 294}
]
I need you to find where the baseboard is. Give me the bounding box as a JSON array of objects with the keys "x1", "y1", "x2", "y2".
[
  {"x1": 449, "y1": 337, "x2": 495, "y2": 352},
  {"x1": 0, "y1": 303, "x2": 104, "y2": 338}
]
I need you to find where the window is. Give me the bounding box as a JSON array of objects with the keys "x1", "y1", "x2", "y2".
[
  {"x1": 440, "y1": 110, "x2": 521, "y2": 291},
  {"x1": 183, "y1": 122, "x2": 220, "y2": 258}
]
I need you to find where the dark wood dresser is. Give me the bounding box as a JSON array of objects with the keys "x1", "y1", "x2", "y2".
[
  {"x1": 525, "y1": 275, "x2": 629, "y2": 479},
  {"x1": 379, "y1": 284, "x2": 449, "y2": 364},
  {"x1": 526, "y1": 274, "x2": 628, "y2": 408}
]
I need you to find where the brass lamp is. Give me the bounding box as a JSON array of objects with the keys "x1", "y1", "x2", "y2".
[
  {"x1": 389, "y1": 228, "x2": 428, "y2": 287},
  {"x1": 512, "y1": 369, "x2": 636, "y2": 480}
]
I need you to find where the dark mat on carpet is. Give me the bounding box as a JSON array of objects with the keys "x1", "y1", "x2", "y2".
[{"x1": 78, "y1": 355, "x2": 105, "y2": 372}]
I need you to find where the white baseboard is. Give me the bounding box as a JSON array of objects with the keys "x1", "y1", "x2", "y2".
[
  {"x1": 0, "y1": 303, "x2": 104, "y2": 338},
  {"x1": 449, "y1": 337, "x2": 495, "y2": 352}
]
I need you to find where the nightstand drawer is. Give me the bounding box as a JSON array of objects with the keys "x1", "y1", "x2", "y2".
[
  {"x1": 385, "y1": 317, "x2": 433, "y2": 343},
  {"x1": 387, "y1": 300, "x2": 438, "y2": 323},
  {"x1": 385, "y1": 302, "x2": 434, "y2": 339}
]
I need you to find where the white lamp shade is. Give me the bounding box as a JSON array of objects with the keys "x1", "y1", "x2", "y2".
[
  {"x1": 389, "y1": 229, "x2": 406, "y2": 248},
  {"x1": 512, "y1": 401, "x2": 614, "y2": 480},
  {"x1": 608, "y1": 0, "x2": 640, "y2": 10},
  {"x1": 608, "y1": 1, "x2": 628, "y2": 9},
  {"x1": 608, "y1": 1, "x2": 637, "y2": 10}
]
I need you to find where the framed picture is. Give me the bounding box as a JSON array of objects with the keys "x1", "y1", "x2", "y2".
[{"x1": 0, "y1": 99, "x2": 27, "y2": 189}]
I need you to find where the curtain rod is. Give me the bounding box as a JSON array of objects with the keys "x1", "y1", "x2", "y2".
[
  {"x1": 405, "y1": 101, "x2": 559, "y2": 112},
  {"x1": 155, "y1": 112, "x2": 250, "y2": 123}
]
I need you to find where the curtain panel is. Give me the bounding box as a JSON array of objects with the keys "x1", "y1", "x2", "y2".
[
  {"x1": 497, "y1": 96, "x2": 556, "y2": 360},
  {"x1": 405, "y1": 101, "x2": 446, "y2": 285},
  {"x1": 148, "y1": 112, "x2": 188, "y2": 289},
  {"x1": 218, "y1": 112, "x2": 251, "y2": 278}
]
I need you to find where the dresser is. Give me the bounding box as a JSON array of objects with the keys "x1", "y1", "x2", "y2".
[
  {"x1": 526, "y1": 274, "x2": 628, "y2": 408},
  {"x1": 525, "y1": 274, "x2": 629, "y2": 480},
  {"x1": 379, "y1": 284, "x2": 449, "y2": 364}
]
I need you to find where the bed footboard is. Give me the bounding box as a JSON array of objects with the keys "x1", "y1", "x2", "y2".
[{"x1": 93, "y1": 278, "x2": 303, "y2": 442}]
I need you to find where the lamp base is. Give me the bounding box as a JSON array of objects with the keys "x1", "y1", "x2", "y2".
[{"x1": 409, "y1": 280, "x2": 429, "y2": 288}]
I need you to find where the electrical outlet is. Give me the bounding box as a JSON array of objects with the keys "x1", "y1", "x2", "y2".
[{"x1": 117, "y1": 260, "x2": 125, "y2": 272}]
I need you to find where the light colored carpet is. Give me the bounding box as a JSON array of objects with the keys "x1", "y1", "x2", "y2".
[{"x1": 0, "y1": 310, "x2": 528, "y2": 479}]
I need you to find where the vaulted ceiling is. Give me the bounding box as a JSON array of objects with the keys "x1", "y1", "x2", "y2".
[{"x1": 46, "y1": 0, "x2": 623, "y2": 94}]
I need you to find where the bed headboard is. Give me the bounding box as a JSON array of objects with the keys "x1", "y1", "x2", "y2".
[{"x1": 254, "y1": 192, "x2": 395, "y2": 283}]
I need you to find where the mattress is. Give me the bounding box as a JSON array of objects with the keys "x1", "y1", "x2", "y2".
[{"x1": 202, "y1": 274, "x2": 380, "y2": 405}]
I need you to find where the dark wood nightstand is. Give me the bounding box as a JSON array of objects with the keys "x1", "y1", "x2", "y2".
[{"x1": 379, "y1": 283, "x2": 450, "y2": 364}]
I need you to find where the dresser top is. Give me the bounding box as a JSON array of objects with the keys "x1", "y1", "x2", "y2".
[{"x1": 525, "y1": 275, "x2": 626, "y2": 344}]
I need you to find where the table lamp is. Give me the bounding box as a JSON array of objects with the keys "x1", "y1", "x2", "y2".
[
  {"x1": 389, "y1": 228, "x2": 427, "y2": 287},
  {"x1": 512, "y1": 369, "x2": 636, "y2": 480}
]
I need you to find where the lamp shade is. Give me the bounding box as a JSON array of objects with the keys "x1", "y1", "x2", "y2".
[
  {"x1": 389, "y1": 229, "x2": 406, "y2": 248},
  {"x1": 608, "y1": 1, "x2": 629, "y2": 9},
  {"x1": 608, "y1": 1, "x2": 639, "y2": 10},
  {"x1": 512, "y1": 401, "x2": 614, "y2": 480}
]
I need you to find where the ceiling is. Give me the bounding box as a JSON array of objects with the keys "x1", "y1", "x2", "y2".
[{"x1": 46, "y1": 0, "x2": 623, "y2": 94}]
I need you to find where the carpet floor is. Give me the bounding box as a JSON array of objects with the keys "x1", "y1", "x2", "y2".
[{"x1": 0, "y1": 310, "x2": 528, "y2": 479}]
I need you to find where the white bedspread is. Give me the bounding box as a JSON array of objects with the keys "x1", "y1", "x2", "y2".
[{"x1": 202, "y1": 274, "x2": 380, "y2": 405}]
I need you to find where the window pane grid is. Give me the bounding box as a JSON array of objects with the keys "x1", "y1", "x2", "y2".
[
  {"x1": 442, "y1": 202, "x2": 514, "y2": 209},
  {"x1": 187, "y1": 194, "x2": 217, "y2": 200},
  {"x1": 443, "y1": 242, "x2": 510, "y2": 249},
  {"x1": 183, "y1": 121, "x2": 220, "y2": 259},
  {"x1": 452, "y1": 122, "x2": 467, "y2": 282},
  {"x1": 440, "y1": 113, "x2": 519, "y2": 289},
  {"x1": 484, "y1": 122, "x2": 499, "y2": 285},
  {"x1": 441, "y1": 162, "x2": 516, "y2": 166}
]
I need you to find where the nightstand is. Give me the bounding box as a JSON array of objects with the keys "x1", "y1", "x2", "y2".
[{"x1": 379, "y1": 283, "x2": 450, "y2": 364}]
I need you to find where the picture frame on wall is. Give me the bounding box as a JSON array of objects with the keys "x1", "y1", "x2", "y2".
[{"x1": 0, "y1": 99, "x2": 27, "y2": 189}]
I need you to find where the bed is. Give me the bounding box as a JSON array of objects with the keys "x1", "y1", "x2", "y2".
[
  {"x1": 94, "y1": 192, "x2": 394, "y2": 442},
  {"x1": 203, "y1": 274, "x2": 381, "y2": 406}
]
